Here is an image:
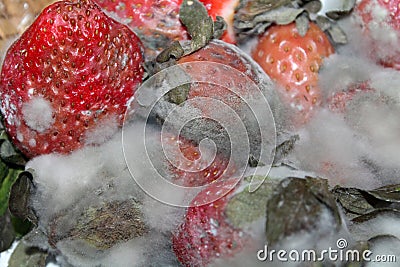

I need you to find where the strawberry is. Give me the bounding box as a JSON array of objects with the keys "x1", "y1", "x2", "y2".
[
  {"x1": 177, "y1": 40, "x2": 262, "y2": 114},
  {"x1": 94, "y1": 0, "x2": 186, "y2": 58},
  {"x1": 326, "y1": 82, "x2": 373, "y2": 113},
  {"x1": 0, "y1": 0, "x2": 144, "y2": 158},
  {"x1": 172, "y1": 179, "x2": 249, "y2": 267},
  {"x1": 251, "y1": 22, "x2": 334, "y2": 126},
  {"x1": 172, "y1": 40, "x2": 276, "y2": 166},
  {"x1": 161, "y1": 133, "x2": 235, "y2": 187},
  {"x1": 354, "y1": 0, "x2": 400, "y2": 69},
  {"x1": 94, "y1": 0, "x2": 239, "y2": 58}
]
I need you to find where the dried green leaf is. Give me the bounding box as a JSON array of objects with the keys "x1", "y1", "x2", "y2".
[
  {"x1": 333, "y1": 187, "x2": 377, "y2": 215},
  {"x1": 9, "y1": 171, "x2": 37, "y2": 224},
  {"x1": 328, "y1": 24, "x2": 347, "y2": 44},
  {"x1": 0, "y1": 126, "x2": 27, "y2": 219},
  {"x1": 273, "y1": 134, "x2": 299, "y2": 166},
  {"x1": 225, "y1": 177, "x2": 278, "y2": 228},
  {"x1": 326, "y1": 10, "x2": 351, "y2": 20},
  {"x1": 255, "y1": 6, "x2": 304, "y2": 25},
  {"x1": 156, "y1": 41, "x2": 185, "y2": 63},
  {"x1": 213, "y1": 16, "x2": 227, "y2": 40},
  {"x1": 157, "y1": 0, "x2": 215, "y2": 62},
  {"x1": 11, "y1": 217, "x2": 33, "y2": 238},
  {"x1": 165, "y1": 84, "x2": 191, "y2": 105},
  {"x1": 315, "y1": 15, "x2": 331, "y2": 31},
  {"x1": 68, "y1": 199, "x2": 149, "y2": 250},
  {"x1": 295, "y1": 13, "x2": 310, "y2": 37},
  {"x1": 0, "y1": 210, "x2": 15, "y2": 252},
  {"x1": 368, "y1": 184, "x2": 400, "y2": 203},
  {"x1": 325, "y1": 0, "x2": 356, "y2": 19},
  {"x1": 333, "y1": 183, "x2": 400, "y2": 219},
  {"x1": 0, "y1": 163, "x2": 23, "y2": 216},
  {"x1": 234, "y1": 0, "x2": 349, "y2": 44},
  {"x1": 179, "y1": 0, "x2": 214, "y2": 53},
  {"x1": 8, "y1": 242, "x2": 47, "y2": 267},
  {"x1": 0, "y1": 140, "x2": 26, "y2": 167},
  {"x1": 303, "y1": 0, "x2": 322, "y2": 14},
  {"x1": 235, "y1": 0, "x2": 291, "y2": 22},
  {"x1": 266, "y1": 177, "x2": 342, "y2": 245}
]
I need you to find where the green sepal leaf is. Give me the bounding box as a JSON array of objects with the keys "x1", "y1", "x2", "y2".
[
  {"x1": 0, "y1": 164, "x2": 23, "y2": 216},
  {"x1": 11, "y1": 216, "x2": 33, "y2": 238},
  {"x1": 64, "y1": 199, "x2": 148, "y2": 250},
  {"x1": 9, "y1": 171, "x2": 38, "y2": 225},
  {"x1": 157, "y1": 0, "x2": 217, "y2": 63},
  {"x1": 368, "y1": 184, "x2": 400, "y2": 203},
  {"x1": 166, "y1": 84, "x2": 191, "y2": 105},
  {"x1": 156, "y1": 41, "x2": 185, "y2": 63},
  {"x1": 266, "y1": 177, "x2": 342, "y2": 246},
  {"x1": 234, "y1": 0, "x2": 354, "y2": 45},
  {"x1": 333, "y1": 184, "x2": 400, "y2": 217},
  {"x1": 332, "y1": 186, "x2": 377, "y2": 216},
  {"x1": 225, "y1": 176, "x2": 279, "y2": 228},
  {"x1": 180, "y1": 0, "x2": 214, "y2": 52},
  {"x1": 213, "y1": 16, "x2": 227, "y2": 40}
]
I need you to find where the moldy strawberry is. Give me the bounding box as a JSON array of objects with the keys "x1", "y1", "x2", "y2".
[{"x1": 0, "y1": 0, "x2": 144, "y2": 158}]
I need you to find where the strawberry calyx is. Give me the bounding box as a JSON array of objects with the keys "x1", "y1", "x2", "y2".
[
  {"x1": 234, "y1": 0, "x2": 354, "y2": 45},
  {"x1": 156, "y1": 0, "x2": 223, "y2": 63}
]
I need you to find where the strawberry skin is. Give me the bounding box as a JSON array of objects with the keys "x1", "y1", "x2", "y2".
[
  {"x1": 172, "y1": 179, "x2": 248, "y2": 267},
  {"x1": 0, "y1": 0, "x2": 144, "y2": 158},
  {"x1": 162, "y1": 134, "x2": 235, "y2": 187},
  {"x1": 178, "y1": 40, "x2": 261, "y2": 114},
  {"x1": 327, "y1": 82, "x2": 373, "y2": 113},
  {"x1": 95, "y1": 0, "x2": 187, "y2": 58},
  {"x1": 252, "y1": 22, "x2": 334, "y2": 126},
  {"x1": 354, "y1": 0, "x2": 400, "y2": 69},
  {"x1": 94, "y1": 0, "x2": 238, "y2": 58}
]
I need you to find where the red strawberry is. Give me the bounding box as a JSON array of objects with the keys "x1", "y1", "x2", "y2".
[
  {"x1": 94, "y1": 0, "x2": 186, "y2": 58},
  {"x1": 172, "y1": 40, "x2": 274, "y2": 165},
  {"x1": 177, "y1": 40, "x2": 261, "y2": 114},
  {"x1": 162, "y1": 133, "x2": 235, "y2": 187},
  {"x1": 94, "y1": 0, "x2": 239, "y2": 58},
  {"x1": 327, "y1": 82, "x2": 373, "y2": 113},
  {"x1": 251, "y1": 22, "x2": 334, "y2": 126},
  {"x1": 0, "y1": 0, "x2": 144, "y2": 158},
  {"x1": 354, "y1": 0, "x2": 400, "y2": 69},
  {"x1": 172, "y1": 179, "x2": 249, "y2": 267}
]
